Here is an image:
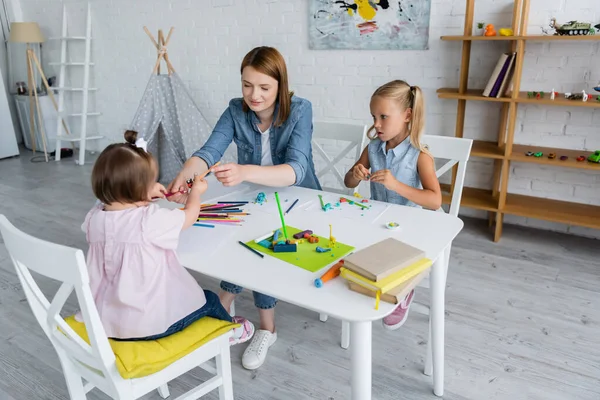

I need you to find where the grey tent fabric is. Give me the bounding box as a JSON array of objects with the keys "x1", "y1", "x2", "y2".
[{"x1": 130, "y1": 72, "x2": 236, "y2": 184}]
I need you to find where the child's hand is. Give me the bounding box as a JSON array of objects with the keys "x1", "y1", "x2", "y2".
[
  {"x1": 149, "y1": 182, "x2": 167, "y2": 199},
  {"x1": 352, "y1": 164, "x2": 370, "y2": 181},
  {"x1": 369, "y1": 169, "x2": 398, "y2": 191},
  {"x1": 189, "y1": 175, "x2": 208, "y2": 197}
]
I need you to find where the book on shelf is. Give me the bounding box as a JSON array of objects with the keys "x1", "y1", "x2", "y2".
[
  {"x1": 343, "y1": 237, "x2": 425, "y2": 282},
  {"x1": 340, "y1": 257, "x2": 433, "y2": 309},
  {"x1": 483, "y1": 52, "x2": 516, "y2": 98},
  {"x1": 347, "y1": 270, "x2": 429, "y2": 305}
]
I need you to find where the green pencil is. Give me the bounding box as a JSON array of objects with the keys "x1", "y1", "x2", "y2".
[{"x1": 274, "y1": 192, "x2": 288, "y2": 239}]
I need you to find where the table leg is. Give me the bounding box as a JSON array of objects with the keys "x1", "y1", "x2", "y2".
[
  {"x1": 430, "y1": 253, "x2": 446, "y2": 396},
  {"x1": 350, "y1": 320, "x2": 371, "y2": 400}
]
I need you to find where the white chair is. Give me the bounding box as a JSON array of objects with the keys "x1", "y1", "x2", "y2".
[
  {"x1": 312, "y1": 121, "x2": 369, "y2": 195},
  {"x1": 0, "y1": 215, "x2": 235, "y2": 400},
  {"x1": 336, "y1": 135, "x2": 472, "y2": 380}
]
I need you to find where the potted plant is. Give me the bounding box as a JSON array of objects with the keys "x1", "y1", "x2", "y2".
[{"x1": 475, "y1": 22, "x2": 485, "y2": 35}]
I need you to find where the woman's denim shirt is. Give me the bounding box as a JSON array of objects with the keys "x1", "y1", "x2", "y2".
[{"x1": 192, "y1": 96, "x2": 321, "y2": 190}]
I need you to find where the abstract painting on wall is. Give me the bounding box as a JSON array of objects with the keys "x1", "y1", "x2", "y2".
[{"x1": 309, "y1": 0, "x2": 432, "y2": 50}]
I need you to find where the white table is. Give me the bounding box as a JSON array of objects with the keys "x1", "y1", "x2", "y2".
[{"x1": 163, "y1": 178, "x2": 464, "y2": 399}]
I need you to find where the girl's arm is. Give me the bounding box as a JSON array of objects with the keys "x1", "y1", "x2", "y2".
[
  {"x1": 181, "y1": 177, "x2": 208, "y2": 229},
  {"x1": 344, "y1": 146, "x2": 370, "y2": 189},
  {"x1": 370, "y1": 152, "x2": 442, "y2": 210}
]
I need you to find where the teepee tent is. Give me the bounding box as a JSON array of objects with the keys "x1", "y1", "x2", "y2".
[{"x1": 130, "y1": 27, "x2": 235, "y2": 184}]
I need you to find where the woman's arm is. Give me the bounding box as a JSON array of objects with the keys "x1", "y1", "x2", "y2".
[
  {"x1": 344, "y1": 146, "x2": 370, "y2": 189},
  {"x1": 369, "y1": 152, "x2": 442, "y2": 210}
]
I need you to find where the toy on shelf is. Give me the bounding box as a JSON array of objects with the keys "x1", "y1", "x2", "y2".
[
  {"x1": 484, "y1": 24, "x2": 497, "y2": 36},
  {"x1": 499, "y1": 28, "x2": 513, "y2": 36},
  {"x1": 525, "y1": 151, "x2": 534, "y2": 156},
  {"x1": 475, "y1": 21, "x2": 485, "y2": 35},
  {"x1": 314, "y1": 260, "x2": 345, "y2": 288},
  {"x1": 588, "y1": 150, "x2": 600, "y2": 163},
  {"x1": 576, "y1": 155, "x2": 586, "y2": 162},
  {"x1": 550, "y1": 88, "x2": 558, "y2": 100},
  {"x1": 548, "y1": 153, "x2": 556, "y2": 159},
  {"x1": 527, "y1": 91, "x2": 545, "y2": 99},
  {"x1": 550, "y1": 18, "x2": 599, "y2": 36},
  {"x1": 560, "y1": 155, "x2": 568, "y2": 161},
  {"x1": 534, "y1": 152, "x2": 543, "y2": 157},
  {"x1": 564, "y1": 91, "x2": 591, "y2": 101}
]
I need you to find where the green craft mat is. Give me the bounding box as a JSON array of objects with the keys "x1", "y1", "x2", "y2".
[{"x1": 245, "y1": 225, "x2": 355, "y2": 273}]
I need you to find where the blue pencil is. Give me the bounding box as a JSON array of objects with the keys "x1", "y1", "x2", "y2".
[
  {"x1": 238, "y1": 241, "x2": 264, "y2": 258},
  {"x1": 193, "y1": 223, "x2": 215, "y2": 228},
  {"x1": 284, "y1": 199, "x2": 299, "y2": 215}
]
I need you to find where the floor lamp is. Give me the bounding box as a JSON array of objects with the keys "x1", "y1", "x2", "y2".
[{"x1": 8, "y1": 22, "x2": 68, "y2": 162}]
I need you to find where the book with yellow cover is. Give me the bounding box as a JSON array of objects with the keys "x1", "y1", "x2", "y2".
[
  {"x1": 347, "y1": 270, "x2": 429, "y2": 305},
  {"x1": 340, "y1": 257, "x2": 432, "y2": 309}
]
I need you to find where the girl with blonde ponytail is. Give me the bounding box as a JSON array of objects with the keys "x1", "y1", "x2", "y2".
[{"x1": 344, "y1": 80, "x2": 442, "y2": 330}]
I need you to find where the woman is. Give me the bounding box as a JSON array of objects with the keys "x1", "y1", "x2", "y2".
[{"x1": 167, "y1": 46, "x2": 321, "y2": 370}]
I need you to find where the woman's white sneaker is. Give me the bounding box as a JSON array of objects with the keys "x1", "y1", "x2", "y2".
[{"x1": 242, "y1": 329, "x2": 277, "y2": 370}]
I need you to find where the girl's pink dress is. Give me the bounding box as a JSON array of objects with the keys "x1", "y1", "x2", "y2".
[{"x1": 76, "y1": 203, "x2": 207, "y2": 339}]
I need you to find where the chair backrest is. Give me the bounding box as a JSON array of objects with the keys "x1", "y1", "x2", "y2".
[
  {"x1": 420, "y1": 135, "x2": 473, "y2": 217},
  {"x1": 312, "y1": 121, "x2": 368, "y2": 195},
  {"x1": 0, "y1": 215, "x2": 121, "y2": 392}
]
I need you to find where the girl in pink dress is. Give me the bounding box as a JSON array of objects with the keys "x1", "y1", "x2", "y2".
[{"x1": 77, "y1": 130, "x2": 254, "y2": 343}]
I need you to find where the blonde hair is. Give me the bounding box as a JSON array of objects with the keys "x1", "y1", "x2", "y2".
[{"x1": 367, "y1": 80, "x2": 429, "y2": 156}]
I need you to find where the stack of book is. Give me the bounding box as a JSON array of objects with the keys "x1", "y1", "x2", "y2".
[
  {"x1": 339, "y1": 238, "x2": 432, "y2": 309},
  {"x1": 482, "y1": 51, "x2": 517, "y2": 98}
]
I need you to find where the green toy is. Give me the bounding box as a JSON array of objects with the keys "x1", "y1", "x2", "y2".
[
  {"x1": 534, "y1": 152, "x2": 543, "y2": 157},
  {"x1": 588, "y1": 150, "x2": 600, "y2": 163}
]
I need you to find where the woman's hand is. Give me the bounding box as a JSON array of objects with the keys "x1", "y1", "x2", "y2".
[
  {"x1": 212, "y1": 163, "x2": 248, "y2": 187},
  {"x1": 369, "y1": 169, "x2": 399, "y2": 191},
  {"x1": 166, "y1": 157, "x2": 208, "y2": 203},
  {"x1": 351, "y1": 164, "x2": 370, "y2": 182}
]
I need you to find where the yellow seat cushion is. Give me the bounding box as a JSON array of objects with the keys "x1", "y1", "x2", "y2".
[{"x1": 64, "y1": 316, "x2": 239, "y2": 379}]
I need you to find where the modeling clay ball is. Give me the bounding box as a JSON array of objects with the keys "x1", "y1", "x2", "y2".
[
  {"x1": 255, "y1": 192, "x2": 266, "y2": 204},
  {"x1": 386, "y1": 222, "x2": 400, "y2": 230}
]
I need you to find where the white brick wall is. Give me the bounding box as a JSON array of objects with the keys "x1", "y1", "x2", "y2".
[{"x1": 19, "y1": 0, "x2": 600, "y2": 239}]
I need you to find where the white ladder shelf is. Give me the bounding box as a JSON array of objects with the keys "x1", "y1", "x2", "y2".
[{"x1": 51, "y1": 2, "x2": 102, "y2": 166}]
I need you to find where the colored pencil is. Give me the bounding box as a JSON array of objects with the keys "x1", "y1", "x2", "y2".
[
  {"x1": 238, "y1": 241, "x2": 264, "y2": 258},
  {"x1": 193, "y1": 223, "x2": 215, "y2": 228},
  {"x1": 274, "y1": 192, "x2": 288, "y2": 240},
  {"x1": 284, "y1": 199, "x2": 299, "y2": 215},
  {"x1": 197, "y1": 161, "x2": 221, "y2": 180},
  {"x1": 218, "y1": 201, "x2": 249, "y2": 204}
]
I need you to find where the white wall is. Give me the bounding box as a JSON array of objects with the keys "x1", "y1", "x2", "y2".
[{"x1": 19, "y1": 0, "x2": 600, "y2": 239}]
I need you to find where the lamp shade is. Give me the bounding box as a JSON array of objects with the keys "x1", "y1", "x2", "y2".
[{"x1": 8, "y1": 22, "x2": 45, "y2": 43}]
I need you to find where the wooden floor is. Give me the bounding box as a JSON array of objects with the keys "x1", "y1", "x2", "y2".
[{"x1": 0, "y1": 150, "x2": 599, "y2": 400}]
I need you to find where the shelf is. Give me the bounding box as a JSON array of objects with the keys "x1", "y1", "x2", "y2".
[
  {"x1": 504, "y1": 194, "x2": 600, "y2": 229},
  {"x1": 441, "y1": 184, "x2": 498, "y2": 211},
  {"x1": 437, "y1": 88, "x2": 511, "y2": 103},
  {"x1": 516, "y1": 91, "x2": 600, "y2": 108},
  {"x1": 471, "y1": 140, "x2": 505, "y2": 159},
  {"x1": 49, "y1": 62, "x2": 95, "y2": 66},
  {"x1": 56, "y1": 135, "x2": 103, "y2": 141},
  {"x1": 437, "y1": 88, "x2": 600, "y2": 108},
  {"x1": 511, "y1": 144, "x2": 600, "y2": 171},
  {"x1": 441, "y1": 34, "x2": 600, "y2": 42},
  {"x1": 52, "y1": 87, "x2": 98, "y2": 91},
  {"x1": 48, "y1": 36, "x2": 88, "y2": 40}
]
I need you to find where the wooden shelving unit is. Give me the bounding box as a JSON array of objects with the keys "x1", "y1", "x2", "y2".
[{"x1": 438, "y1": 0, "x2": 600, "y2": 242}]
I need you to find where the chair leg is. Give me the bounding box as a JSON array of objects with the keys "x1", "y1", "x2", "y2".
[
  {"x1": 319, "y1": 313, "x2": 328, "y2": 322},
  {"x1": 216, "y1": 340, "x2": 234, "y2": 400},
  {"x1": 158, "y1": 384, "x2": 170, "y2": 399},
  {"x1": 424, "y1": 316, "x2": 433, "y2": 376},
  {"x1": 60, "y1": 358, "x2": 87, "y2": 399},
  {"x1": 341, "y1": 320, "x2": 350, "y2": 349}
]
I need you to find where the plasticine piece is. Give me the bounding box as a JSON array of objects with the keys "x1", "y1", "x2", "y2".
[
  {"x1": 293, "y1": 229, "x2": 313, "y2": 239},
  {"x1": 273, "y1": 229, "x2": 282, "y2": 242},
  {"x1": 273, "y1": 243, "x2": 297, "y2": 253},
  {"x1": 340, "y1": 197, "x2": 348, "y2": 203},
  {"x1": 308, "y1": 236, "x2": 319, "y2": 244},
  {"x1": 255, "y1": 192, "x2": 267, "y2": 205},
  {"x1": 258, "y1": 239, "x2": 272, "y2": 249},
  {"x1": 386, "y1": 222, "x2": 400, "y2": 230},
  {"x1": 323, "y1": 203, "x2": 333, "y2": 211},
  {"x1": 361, "y1": 199, "x2": 369, "y2": 203},
  {"x1": 316, "y1": 246, "x2": 331, "y2": 253}
]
